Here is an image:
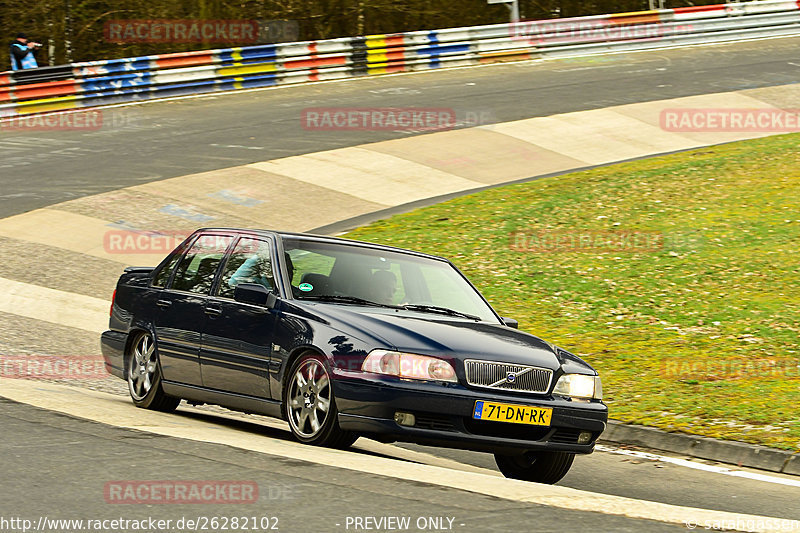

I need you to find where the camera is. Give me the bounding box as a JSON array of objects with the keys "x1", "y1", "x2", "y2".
[{"x1": 31, "y1": 42, "x2": 43, "y2": 49}]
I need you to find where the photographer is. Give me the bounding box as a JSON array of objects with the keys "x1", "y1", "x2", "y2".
[{"x1": 9, "y1": 33, "x2": 41, "y2": 71}]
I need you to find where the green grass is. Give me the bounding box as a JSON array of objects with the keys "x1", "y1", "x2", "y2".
[{"x1": 344, "y1": 134, "x2": 800, "y2": 451}]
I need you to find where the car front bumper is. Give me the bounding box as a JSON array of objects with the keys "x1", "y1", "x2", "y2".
[{"x1": 333, "y1": 372, "x2": 607, "y2": 455}]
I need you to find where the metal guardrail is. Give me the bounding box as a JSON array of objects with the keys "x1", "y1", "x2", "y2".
[{"x1": 1, "y1": 0, "x2": 799, "y2": 117}]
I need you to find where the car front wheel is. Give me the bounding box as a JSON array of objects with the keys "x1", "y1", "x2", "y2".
[
  {"x1": 285, "y1": 353, "x2": 357, "y2": 448},
  {"x1": 127, "y1": 331, "x2": 180, "y2": 412},
  {"x1": 494, "y1": 450, "x2": 575, "y2": 484}
]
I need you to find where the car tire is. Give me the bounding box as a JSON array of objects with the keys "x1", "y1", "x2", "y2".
[
  {"x1": 285, "y1": 352, "x2": 357, "y2": 448},
  {"x1": 126, "y1": 331, "x2": 180, "y2": 412},
  {"x1": 494, "y1": 451, "x2": 575, "y2": 484}
]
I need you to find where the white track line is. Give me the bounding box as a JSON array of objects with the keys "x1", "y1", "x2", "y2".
[
  {"x1": 597, "y1": 445, "x2": 800, "y2": 489},
  {"x1": 0, "y1": 277, "x2": 108, "y2": 334}
]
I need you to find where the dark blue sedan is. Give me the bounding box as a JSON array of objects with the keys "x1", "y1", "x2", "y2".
[{"x1": 101, "y1": 228, "x2": 607, "y2": 484}]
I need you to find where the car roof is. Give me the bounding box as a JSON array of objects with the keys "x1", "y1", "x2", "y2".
[{"x1": 193, "y1": 227, "x2": 449, "y2": 262}]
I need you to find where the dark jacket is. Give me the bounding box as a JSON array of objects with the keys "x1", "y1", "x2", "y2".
[{"x1": 9, "y1": 40, "x2": 38, "y2": 70}]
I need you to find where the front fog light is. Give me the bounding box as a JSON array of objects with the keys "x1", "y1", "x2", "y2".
[
  {"x1": 577, "y1": 431, "x2": 593, "y2": 445},
  {"x1": 394, "y1": 412, "x2": 416, "y2": 427},
  {"x1": 553, "y1": 373, "x2": 602, "y2": 400}
]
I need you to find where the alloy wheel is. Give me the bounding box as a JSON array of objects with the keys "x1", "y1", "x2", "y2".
[{"x1": 287, "y1": 358, "x2": 332, "y2": 438}]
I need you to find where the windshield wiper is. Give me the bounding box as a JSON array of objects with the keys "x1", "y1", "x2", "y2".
[
  {"x1": 301, "y1": 295, "x2": 480, "y2": 320},
  {"x1": 302, "y1": 294, "x2": 400, "y2": 308},
  {"x1": 401, "y1": 304, "x2": 480, "y2": 321}
]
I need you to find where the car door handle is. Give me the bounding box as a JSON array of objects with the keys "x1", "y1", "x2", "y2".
[
  {"x1": 156, "y1": 299, "x2": 172, "y2": 309},
  {"x1": 205, "y1": 307, "x2": 222, "y2": 317}
]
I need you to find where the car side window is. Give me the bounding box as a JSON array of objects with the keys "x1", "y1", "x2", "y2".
[
  {"x1": 170, "y1": 235, "x2": 233, "y2": 295},
  {"x1": 152, "y1": 252, "x2": 183, "y2": 288},
  {"x1": 217, "y1": 237, "x2": 275, "y2": 299}
]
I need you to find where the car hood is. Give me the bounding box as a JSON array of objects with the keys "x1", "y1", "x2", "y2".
[{"x1": 298, "y1": 303, "x2": 594, "y2": 372}]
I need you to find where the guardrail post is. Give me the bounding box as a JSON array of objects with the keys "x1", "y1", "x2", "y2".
[{"x1": 487, "y1": 0, "x2": 520, "y2": 23}]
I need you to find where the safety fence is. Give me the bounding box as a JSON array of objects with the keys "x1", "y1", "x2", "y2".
[{"x1": 1, "y1": 0, "x2": 799, "y2": 117}]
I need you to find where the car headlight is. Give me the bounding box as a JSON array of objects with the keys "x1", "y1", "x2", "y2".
[
  {"x1": 361, "y1": 349, "x2": 457, "y2": 383},
  {"x1": 553, "y1": 373, "x2": 602, "y2": 400}
]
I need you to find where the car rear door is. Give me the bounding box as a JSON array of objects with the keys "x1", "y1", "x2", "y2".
[
  {"x1": 154, "y1": 233, "x2": 234, "y2": 387},
  {"x1": 199, "y1": 236, "x2": 278, "y2": 398}
]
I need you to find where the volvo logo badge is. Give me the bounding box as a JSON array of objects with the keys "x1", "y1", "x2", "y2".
[{"x1": 506, "y1": 372, "x2": 517, "y2": 383}]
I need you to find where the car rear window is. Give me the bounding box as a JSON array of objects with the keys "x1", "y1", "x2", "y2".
[{"x1": 152, "y1": 252, "x2": 182, "y2": 288}]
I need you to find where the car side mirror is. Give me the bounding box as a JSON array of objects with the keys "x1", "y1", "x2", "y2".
[
  {"x1": 501, "y1": 317, "x2": 519, "y2": 329},
  {"x1": 234, "y1": 283, "x2": 276, "y2": 308}
]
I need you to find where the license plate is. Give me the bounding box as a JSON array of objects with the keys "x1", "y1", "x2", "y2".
[{"x1": 473, "y1": 400, "x2": 552, "y2": 426}]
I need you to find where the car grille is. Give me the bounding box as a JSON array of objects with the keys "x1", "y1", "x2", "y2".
[{"x1": 464, "y1": 359, "x2": 552, "y2": 394}]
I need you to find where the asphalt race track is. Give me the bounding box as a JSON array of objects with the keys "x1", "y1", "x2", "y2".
[
  {"x1": 1, "y1": 398, "x2": 681, "y2": 533},
  {"x1": 2, "y1": 36, "x2": 800, "y2": 532},
  {"x1": 3, "y1": 381, "x2": 800, "y2": 532}
]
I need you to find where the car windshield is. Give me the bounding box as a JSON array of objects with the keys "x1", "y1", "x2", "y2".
[{"x1": 282, "y1": 237, "x2": 500, "y2": 323}]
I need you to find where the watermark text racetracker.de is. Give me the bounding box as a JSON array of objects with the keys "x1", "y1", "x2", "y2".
[
  {"x1": 104, "y1": 481, "x2": 259, "y2": 504},
  {"x1": 661, "y1": 108, "x2": 800, "y2": 132},
  {"x1": 103, "y1": 230, "x2": 267, "y2": 255},
  {"x1": 508, "y1": 229, "x2": 704, "y2": 254},
  {"x1": 301, "y1": 107, "x2": 457, "y2": 132},
  {"x1": 104, "y1": 230, "x2": 191, "y2": 255},
  {"x1": 0, "y1": 515, "x2": 279, "y2": 532},
  {"x1": 104, "y1": 19, "x2": 259, "y2": 43},
  {"x1": 510, "y1": 16, "x2": 694, "y2": 45},
  {"x1": 0, "y1": 355, "x2": 108, "y2": 380},
  {"x1": 664, "y1": 358, "x2": 800, "y2": 381},
  {"x1": 0, "y1": 109, "x2": 141, "y2": 132},
  {"x1": 685, "y1": 518, "x2": 800, "y2": 531}
]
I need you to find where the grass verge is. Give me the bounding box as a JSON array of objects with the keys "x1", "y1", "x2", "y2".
[{"x1": 344, "y1": 134, "x2": 800, "y2": 451}]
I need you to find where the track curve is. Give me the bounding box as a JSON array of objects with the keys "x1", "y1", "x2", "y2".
[{"x1": 1, "y1": 35, "x2": 800, "y2": 533}]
